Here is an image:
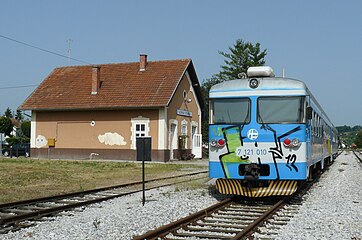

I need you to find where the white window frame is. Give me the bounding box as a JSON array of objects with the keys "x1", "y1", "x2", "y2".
[
  {"x1": 181, "y1": 119, "x2": 188, "y2": 148},
  {"x1": 169, "y1": 119, "x2": 178, "y2": 159},
  {"x1": 131, "y1": 116, "x2": 150, "y2": 149},
  {"x1": 181, "y1": 119, "x2": 188, "y2": 136}
]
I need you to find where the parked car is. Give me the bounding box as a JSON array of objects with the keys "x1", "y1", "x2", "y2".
[{"x1": 2, "y1": 143, "x2": 30, "y2": 157}]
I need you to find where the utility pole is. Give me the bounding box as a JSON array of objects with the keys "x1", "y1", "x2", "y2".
[
  {"x1": 67, "y1": 39, "x2": 73, "y2": 65},
  {"x1": 0, "y1": 133, "x2": 4, "y2": 158}
]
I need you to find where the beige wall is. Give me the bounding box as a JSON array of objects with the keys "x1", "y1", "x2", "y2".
[
  {"x1": 31, "y1": 71, "x2": 201, "y2": 161},
  {"x1": 167, "y1": 72, "x2": 201, "y2": 149},
  {"x1": 35, "y1": 109, "x2": 159, "y2": 149}
]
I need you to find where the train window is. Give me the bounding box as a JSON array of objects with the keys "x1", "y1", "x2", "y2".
[
  {"x1": 211, "y1": 98, "x2": 250, "y2": 124},
  {"x1": 316, "y1": 115, "x2": 319, "y2": 137},
  {"x1": 313, "y1": 111, "x2": 316, "y2": 136},
  {"x1": 257, "y1": 96, "x2": 305, "y2": 124},
  {"x1": 314, "y1": 115, "x2": 317, "y2": 136}
]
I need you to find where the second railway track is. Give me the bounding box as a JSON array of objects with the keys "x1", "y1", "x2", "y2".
[{"x1": 0, "y1": 170, "x2": 208, "y2": 234}]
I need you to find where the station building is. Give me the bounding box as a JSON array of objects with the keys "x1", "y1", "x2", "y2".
[{"x1": 18, "y1": 55, "x2": 204, "y2": 162}]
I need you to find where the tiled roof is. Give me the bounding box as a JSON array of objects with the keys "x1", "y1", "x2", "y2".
[{"x1": 19, "y1": 59, "x2": 197, "y2": 110}]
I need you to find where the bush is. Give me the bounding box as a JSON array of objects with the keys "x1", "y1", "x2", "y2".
[
  {"x1": 355, "y1": 130, "x2": 362, "y2": 148},
  {"x1": 0, "y1": 117, "x2": 13, "y2": 136},
  {"x1": 21, "y1": 121, "x2": 31, "y2": 138},
  {"x1": 181, "y1": 153, "x2": 195, "y2": 160},
  {"x1": 5, "y1": 136, "x2": 30, "y2": 146}
]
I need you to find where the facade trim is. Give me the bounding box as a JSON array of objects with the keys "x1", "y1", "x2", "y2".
[
  {"x1": 31, "y1": 112, "x2": 37, "y2": 148},
  {"x1": 130, "y1": 116, "x2": 150, "y2": 150},
  {"x1": 158, "y1": 107, "x2": 167, "y2": 150}
]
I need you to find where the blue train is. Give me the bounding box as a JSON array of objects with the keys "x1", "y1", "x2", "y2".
[{"x1": 209, "y1": 66, "x2": 338, "y2": 197}]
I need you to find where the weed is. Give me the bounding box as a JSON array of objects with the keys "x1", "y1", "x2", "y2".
[
  {"x1": 93, "y1": 218, "x2": 101, "y2": 229},
  {"x1": 161, "y1": 192, "x2": 172, "y2": 198}
]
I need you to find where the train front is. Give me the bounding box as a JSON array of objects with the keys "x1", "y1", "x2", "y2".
[{"x1": 209, "y1": 66, "x2": 309, "y2": 197}]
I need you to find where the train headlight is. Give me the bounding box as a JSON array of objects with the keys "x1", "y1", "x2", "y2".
[
  {"x1": 210, "y1": 139, "x2": 217, "y2": 147},
  {"x1": 283, "y1": 138, "x2": 301, "y2": 148},
  {"x1": 249, "y1": 78, "x2": 259, "y2": 89},
  {"x1": 210, "y1": 138, "x2": 226, "y2": 148},
  {"x1": 292, "y1": 138, "x2": 301, "y2": 147}
]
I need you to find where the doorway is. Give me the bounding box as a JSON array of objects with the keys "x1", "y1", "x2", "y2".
[{"x1": 169, "y1": 122, "x2": 177, "y2": 160}]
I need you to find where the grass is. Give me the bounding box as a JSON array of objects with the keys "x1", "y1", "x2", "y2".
[{"x1": 0, "y1": 158, "x2": 207, "y2": 204}]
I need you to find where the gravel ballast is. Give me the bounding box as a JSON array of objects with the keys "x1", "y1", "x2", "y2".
[
  {"x1": 2, "y1": 182, "x2": 219, "y2": 240},
  {"x1": 275, "y1": 151, "x2": 362, "y2": 240},
  {"x1": 1, "y1": 151, "x2": 361, "y2": 239}
]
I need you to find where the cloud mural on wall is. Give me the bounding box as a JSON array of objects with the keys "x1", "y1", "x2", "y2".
[
  {"x1": 98, "y1": 132, "x2": 127, "y2": 146},
  {"x1": 35, "y1": 135, "x2": 48, "y2": 148}
]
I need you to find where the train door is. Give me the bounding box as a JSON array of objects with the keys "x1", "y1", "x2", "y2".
[
  {"x1": 306, "y1": 97, "x2": 312, "y2": 167},
  {"x1": 321, "y1": 123, "x2": 326, "y2": 169}
]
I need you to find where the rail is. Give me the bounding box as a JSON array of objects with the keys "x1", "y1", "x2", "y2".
[
  {"x1": 0, "y1": 170, "x2": 207, "y2": 233},
  {"x1": 132, "y1": 197, "x2": 289, "y2": 240},
  {"x1": 352, "y1": 150, "x2": 362, "y2": 163}
]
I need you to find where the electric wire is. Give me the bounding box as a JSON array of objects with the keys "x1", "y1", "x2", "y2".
[
  {"x1": 0, "y1": 84, "x2": 38, "y2": 90},
  {"x1": 0, "y1": 34, "x2": 92, "y2": 65}
]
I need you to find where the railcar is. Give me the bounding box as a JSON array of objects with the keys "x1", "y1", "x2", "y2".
[{"x1": 209, "y1": 66, "x2": 338, "y2": 197}]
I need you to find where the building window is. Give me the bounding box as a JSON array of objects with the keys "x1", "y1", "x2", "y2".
[
  {"x1": 131, "y1": 116, "x2": 150, "y2": 149},
  {"x1": 181, "y1": 119, "x2": 188, "y2": 136},
  {"x1": 135, "y1": 123, "x2": 146, "y2": 138}
]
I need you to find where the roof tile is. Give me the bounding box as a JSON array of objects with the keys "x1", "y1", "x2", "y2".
[{"x1": 19, "y1": 59, "x2": 191, "y2": 110}]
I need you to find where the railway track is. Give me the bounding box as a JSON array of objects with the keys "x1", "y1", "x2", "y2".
[
  {"x1": 0, "y1": 170, "x2": 207, "y2": 234},
  {"x1": 249, "y1": 195, "x2": 303, "y2": 239},
  {"x1": 132, "y1": 196, "x2": 296, "y2": 240},
  {"x1": 133, "y1": 153, "x2": 339, "y2": 240},
  {"x1": 352, "y1": 150, "x2": 362, "y2": 163}
]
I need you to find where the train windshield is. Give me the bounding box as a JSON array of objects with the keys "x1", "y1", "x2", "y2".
[
  {"x1": 211, "y1": 98, "x2": 250, "y2": 124},
  {"x1": 258, "y1": 96, "x2": 305, "y2": 123}
]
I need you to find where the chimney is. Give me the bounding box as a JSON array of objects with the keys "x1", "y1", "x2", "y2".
[
  {"x1": 91, "y1": 66, "x2": 100, "y2": 95},
  {"x1": 139, "y1": 54, "x2": 147, "y2": 72}
]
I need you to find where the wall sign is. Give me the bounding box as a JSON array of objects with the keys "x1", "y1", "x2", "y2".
[{"x1": 177, "y1": 109, "x2": 192, "y2": 117}]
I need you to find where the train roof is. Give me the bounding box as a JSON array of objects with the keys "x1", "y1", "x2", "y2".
[
  {"x1": 209, "y1": 76, "x2": 336, "y2": 129},
  {"x1": 209, "y1": 77, "x2": 308, "y2": 97}
]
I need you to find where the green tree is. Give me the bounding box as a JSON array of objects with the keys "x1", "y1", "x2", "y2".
[
  {"x1": 15, "y1": 110, "x2": 24, "y2": 121},
  {"x1": 0, "y1": 116, "x2": 14, "y2": 136},
  {"x1": 352, "y1": 125, "x2": 362, "y2": 132},
  {"x1": 336, "y1": 125, "x2": 352, "y2": 133},
  {"x1": 4, "y1": 107, "x2": 13, "y2": 118},
  {"x1": 201, "y1": 38, "x2": 267, "y2": 143},
  {"x1": 336, "y1": 125, "x2": 362, "y2": 147},
  {"x1": 218, "y1": 38, "x2": 267, "y2": 80},
  {"x1": 355, "y1": 130, "x2": 362, "y2": 148},
  {"x1": 20, "y1": 121, "x2": 31, "y2": 138},
  {"x1": 202, "y1": 39, "x2": 267, "y2": 105},
  {"x1": 201, "y1": 75, "x2": 223, "y2": 143}
]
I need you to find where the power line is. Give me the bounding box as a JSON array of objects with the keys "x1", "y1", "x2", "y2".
[
  {"x1": 0, "y1": 34, "x2": 92, "y2": 65},
  {"x1": 0, "y1": 84, "x2": 38, "y2": 90}
]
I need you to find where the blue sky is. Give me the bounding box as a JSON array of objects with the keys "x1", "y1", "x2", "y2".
[{"x1": 1, "y1": 1, "x2": 361, "y2": 126}]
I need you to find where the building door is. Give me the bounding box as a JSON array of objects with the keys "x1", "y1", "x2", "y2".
[
  {"x1": 192, "y1": 133, "x2": 202, "y2": 159},
  {"x1": 169, "y1": 123, "x2": 177, "y2": 160}
]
